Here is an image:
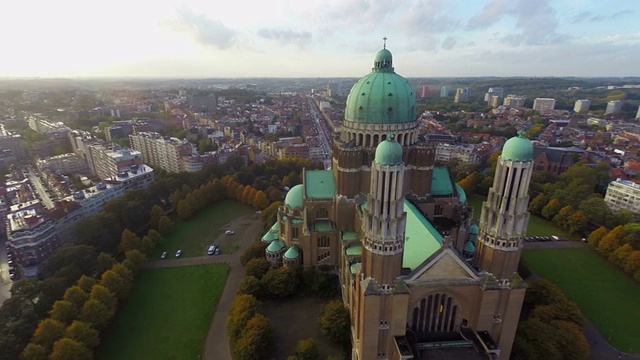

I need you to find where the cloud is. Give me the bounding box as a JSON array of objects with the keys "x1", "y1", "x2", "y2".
[
  {"x1": 571, "y1": 9, "x2": 633, "y2": 23},
  {"x1": 441, "y1": 36, "x2": 457, "y2": 50},
  {"x1": 169, "y1": 6, "x2": 236, "y2": 49},
  {"x1": 466, "y1": 0, "x2": 512, "y2": 30},
  {"x1": 256, "y1": 28, "x2": 312, "y2": 47}
]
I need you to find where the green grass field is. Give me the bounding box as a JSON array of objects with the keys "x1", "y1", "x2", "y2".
[
  {"x1": 467, "y1": 193, "x2": 572, "y2": 238},
  {"x1": 155, "y1": 200, "x2": 253, "y2": 258},
  {"x1": 98, "y1": 264, "x2": 229, "y2": 360},
  {"x1": 523, "y1": 249, "x2": 640, "y2": 353}
]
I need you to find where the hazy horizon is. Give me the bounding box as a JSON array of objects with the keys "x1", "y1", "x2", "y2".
[{"x1": 1, "y1": 0, "x2": 639, "y2": 78}]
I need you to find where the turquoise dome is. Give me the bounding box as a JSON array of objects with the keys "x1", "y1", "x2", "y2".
[
  {"x1": 262, "y1": 230, "x2": 278, "y2": 242},
  {"x1": 502, "y1": 132, "x2": 533, "y2": 162},
  {"x1": 374, "y1": 135, "x2": 403, "y2": 165},
  {"x1": 344, "y1": 48, "x2": 416, "y2": 124},
  {"x1": 267, "y1": 240, "x2": 285, "y2": 253},
  {"x1": 284, "y1": 184, "x2": 304, "y2": 210},
  {"x1": 464, "y1": 241, "x2": 476, "y2": 253},
  {"x1": 469, "y1": 224, "x2": 479, "y2": 234},
  {"x1": 283, "y1": 246, "x2": 300, "y2": 259}
]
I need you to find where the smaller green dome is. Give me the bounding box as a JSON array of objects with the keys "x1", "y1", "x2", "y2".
[
  {"x1": 267, "y1": 240, "x2": 285, "y2": 253},
  {"x1": 262, "y1": 231, "x2": 278, "y2": 242},
  {"x1": 464, "y1": 241, "x2": 476, "y2": 253},
  {"x1": 374, "y1": 135, "x2": 403, "y2": 166},
  {"x1": 283, "y1": 246, "x2": 300, "y2": 259},
  {"x1": 374, "y1": 48, "x2": 392, "y2": 65},
  {"x1": 502, "y1": 132, "x2": 533, "y2": 162},
  {"x1": 270, "y1": 222, "x2": 279, "y2": 232},
  {"x1": 469, "y1": 224, "x2": 479, "y2": 234},
  {"x1": 455, "y1": 184, "x2": 467, "y2": 204},
  {"x1": 284, "y1": 184, "x2": 304, "y2": 210}
]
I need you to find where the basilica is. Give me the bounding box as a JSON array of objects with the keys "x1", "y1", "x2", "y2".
[{"x1": 262, "y1": 45, "x2": 534, "y2": 360}]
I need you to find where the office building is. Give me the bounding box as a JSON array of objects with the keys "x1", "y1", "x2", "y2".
[
  {"x1": 574, "y1": 99, "x2": 591, "y2": 113},
  {"x1": 604, "y1": 179, "x2": 640, "y2": 213},
  {"x1": 533, "y1": 98, "x2": 556, "y2": 112}
]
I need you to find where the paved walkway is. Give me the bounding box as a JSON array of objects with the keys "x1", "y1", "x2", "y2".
[
  {"x1": 145, "y1": 215, "x2": 264, "y2": 360},
  {"x1": 523, "y1": 239, "x2": 587, "y2": 250}
]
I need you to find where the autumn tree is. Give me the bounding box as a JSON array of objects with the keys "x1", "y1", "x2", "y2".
[
  {"x1": 62, "y1": 286, "x2": 88, "y2": 311},
  {"x1": 245, "y1": 258, "x2": 272, "y2": 280},
  {"x1": 597, "y1": 225, "x2": 626, "y2": 256},
  {"x1": 528, "y1": 194, "x2": 547, "y2": 216},
  {"x1": 80, "y1": 299, "x2": 114, "y2": 330},
  {"x1": 49, "y1": 301, "x2": 76, "y2": 325},
  {"x1": 50, "y1": 338, "x2": 92, "y2": 360},
  {"x1": 149, "y1": 204, "x2": 165, "y2": 230},
  {"x1": 227, "y1": 295, "x2": 261, "y2": 344},
  {"x1": 140, "y1": 235, "x2": 156, "y2": 255},
  {"x1": 261, "y1": 266, "x2": 300, "y2": 298},
  {"x1": 118, "y1": 229, "x2": 141, "y2": 254},
  {"x1": 32, "y1": 319, "x2": 66, "y2": 350},
  {"x1": 241, "y1": 241, "x2": 269, "y2": 266},
  {"x1": 290, "y1": 338, "x2": 319, "y2": 360},
  {"x1": 177, "y1": 199, "x2": 194, "y2": 220},
  {"x1": 233, "y1": 313, "x2": 273, "y2": 360},
  {"x1": 587, "y1": 226, "x2": 609, "y2": 250},
  {"x1": 96, "y1": 252, "x2": 116, "y2": 276},
  {"x1": 541, "y1": 199, "x2": 562, "y2": 220},
  {"x1": 90, "y1": 284, "x2": 117, "y2": 311},
  {"x1": 157, "y1": 215, "x2": 174, "y2": 236},
  {"x1": 610, "y1": 243, "x2": 634, "y2": 268},
  {"x1": 124, "y1": 249, "x2": 147, "y2": 272},
  {"x1": 101, "y1": 268, "x2": 131, "y2": 300},
  {"x1": 242, "y1": 186, "x2": 254, "y2": 205},
  {"x1": 253, "y1": 190, "x2": 269, "y2": 210},
  {"x1": 65, "y1": 321, "x2": 100, "y2": 349},
  {"x1": 20, "y1": 343, "x2": 47, "y2": 360},
  {"x1": 318, "y1": 300, "x2": 351, "y2": 351},
  {"x1": 261, "y1": 201, "x2": 282, "y2": 226},
  {"x1": 147, "y1": 229, "x2": 163, "y2": 245},
  {"x1": 457, "y1": 172, "x2": 483, "y2": 194},
  {"x1": 552, "y1": 205, "x2": 574, "y2": 229},
  {"x1": 625, "y1": 251, "x2": 640, "y2": 274},
  {"x1": 566, "y1": 211, "x2": 588, "y2": 235},
  {"x1": 238, "y1": 276, "x2": 262, "y2": 298}
]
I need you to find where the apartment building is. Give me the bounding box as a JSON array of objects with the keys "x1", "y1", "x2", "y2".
[
  {"x1": 533, "y1": 98, "x2": 556, "y2": 112},
  {"x1": 36, "y1": 153, "x2": 88, "y2": 174},
  {"x1": 604, "y1": 179, "x2": 640, "y2": 213},
  {"x1": 435, "y1": 143, "x2": 482, "y2": 164},
  {"x1": 129, "y1": 132, "x2": 195, "y2": 173},
  {"x1": 6, "y1": 209, "x2": 58, "y2": 277}
]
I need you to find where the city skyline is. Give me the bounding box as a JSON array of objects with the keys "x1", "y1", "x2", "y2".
[{"x1": 1, "y1": 0, "x2": 639, "y2": 78}]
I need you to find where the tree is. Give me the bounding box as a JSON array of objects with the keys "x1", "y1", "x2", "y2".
[
  {"x1": 32, "y1": 319, "x2": 66, "y2": 350},
  {"x1": 587, "y1": 226, "x2": 609, "y2": 250},
  {"x1": 578, "y1": 196, "x2": 610, "y2": 226},
  {"x1": 597, "y1": 225, "x2": 625, "y2": 255},
  {"x1": 608, "y1": 209, "x2": 636, "y2": 228},
  {"x1": 531, "y1": 302, "x2": 585, "y2": 329},
  {"x1": 177, "y1": 199, "x2": 194, "y2": 220},
  {"x1": 541, "y1": 199, "x2": 562, "y2": 220},
  {"x1": 49, "y1": 301, "x2": 76, "y2": 325},
  {"x1": 63, "y1": 286, "x2": 88, "y2": 310},
  {"x1": 238, "y1": 276, "x2": 262, "y2": 297},
  {"x1": 241, "y1": 241, "x2": 269, "y2": 266},
  {"x1": 20, "y1": 343, "x2": 47, "y2": 360},
  {"x1": 227, "y1": 295, "x2": 261, "y2": 344},
  {"x1": 141, "y1": 236, "x2": 156, "y2": 255},
  {"x1": 261, "y1": 266, "x2": 300, "y2": 298},
  {"x1": 96, "y1": 252, "x2": 116, "y2": 276},
  {"x1": 318, "y1": 301, "x2": 351, "y2": 351},
  {"x1": 566, "y1": 211, "x2": 588, "y2": 235},
  {"x1": 50, "y1": 338, "x2": 92, "y2": 360},
  {"x1": 41, "y1": 244, "x2": 97, "y2": 282},
  {"x1": 291, "y1": 338, "x2": 319, "y2": 360},
  {"x1": 65, "y1": 321, "x2": 100, "y2": 349},
  {"x1": 528, "y1": 194, "x2": 547, "y2": 215},
  {"x1": 245, "y1": 258, "x2": 272, "y2": 280},
  {"x1": 551, "y1": 320, "x2": 590, "y2": 360},
  {"x1": 149, "y1": 204, "x2": 165, "y2": 229},
  {"x1": 457, "y1": 172, "x2": 483, "y2": 194},
  {"x1": 552, "y1": 205, "x2": 575, "y2": 229},
  {"x1": 89, "y1": 284, "x2": 117, "y2": 311},
  {"x1": 124, "y1": 249, "x2": 147, "y2": 272},
  {"x1": 147, "y1": 229, "x2": 163, "y2": 245},
  {"x1": 80, "y1": 299, "x2": 114, "y2": 329},
  {"x1": 624, "y1": 250, "x2": 640, "y2": 274},
  {"x1": 118, "y1": 229, "x2": 141, "y2": 254},
  {"x1": 610, "y1": 243, "x2": 633, "y2": 268},
  {"x1": 253, "y1": 190, "x2": 269, "y2": 210},
  {"x1": 233, "y1": 313, "x2": 273, "y2": 360},
  {"x1": 101, "y1": 269, "x2": 131, "y2": 300},
  {"x1": 158, "y1": 216, "x2": 174, "y2": 236}
]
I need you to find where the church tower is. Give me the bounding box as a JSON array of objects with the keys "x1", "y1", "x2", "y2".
[
  {"x1": 475, "y1": 132, "x2": 534, "y2": 279},
  {"x1": 354, "y1": 136, "x2": 410, "y2": 360}
]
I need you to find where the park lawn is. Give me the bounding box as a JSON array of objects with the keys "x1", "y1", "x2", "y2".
[
  {"x1": 155, "y1": 200, "x2": 253, "y2": 258},
  {"x1": 99, "y1": 264, "x2": 229, "y2": 360},
  {"x1": 467, "y1": 193, "x2": 572, "y2": 238},
  {"x1": 523, "y1": 248, "x2": 640, "y2": 353}
]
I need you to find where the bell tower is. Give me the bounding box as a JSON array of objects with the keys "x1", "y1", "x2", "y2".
[{"x1": 475, "y1": 132, "x2": 534, "y2": 279}]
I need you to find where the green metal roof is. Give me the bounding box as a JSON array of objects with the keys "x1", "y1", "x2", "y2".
[
  {"x1": 455, "y1": 184, "x2": 467, "y2": 204},
  {"x1": 403, "y1": 200, "x2": 443, "y2": 270},
  {"x1": 464, "y1": 241, "x2": 476, "y2": 253},
  {"x1": 469, "y1": 224, "x2": 479, "y2": 234},
  {"x1": 270, "y1": 222, "x2": 279, "y2": 231},
  {"x1": 350, "y1": 262, "x2": 361, "y2": 274},
  {"x1": 431, "y1": 167, "x2": 454, "y2": 196},
  {"x1": 502, "y1": 132, "x2": 533, "y2": 162},
  {"x1": 342, "y1": 231, "x2": 360, "y2": 242},
  {"x1": 344, "y1": 49, "x2": 416, "y2": 125},
  {"x1": 284, "y1": 184, "x2": 304, "y2": 210},
  {"x1": 314, "y1": 220, "x2": 334, "y2": 232},
  {"x1": 374, "y1": 135, "x2": 403, "y2": 166},
  {"x1": 262, "y1": 231, "x2": 278, "y2": 242},
  {"x1": 304, "y1": 170, "x2": 336, "y2": 199},
  {"x1": 267, "y1": 240, "x2": 285, "y2": 252},
  {"x1": 292, "y1": 219, "x2": 304, "y2": 225},
  {"x1": 284, "y1": 246, "x2": 300, "y2": 259},
  {"x1": 345, "y1": 245, "x2": 363, "y2": 256}
]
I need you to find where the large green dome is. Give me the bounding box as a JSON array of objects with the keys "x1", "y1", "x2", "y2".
[
  {"x1": 344, "y1": 48, "x2": 416, "y2": 124},
  {"x1": 502, "y1": 132, "x2": 533, "y2": 162},
  {"x1": 284, "y1": 184, "x2": 304, "y2": 210},
  {"x1": 374, "y1": 135, "x2": 403, "y2": 166}
]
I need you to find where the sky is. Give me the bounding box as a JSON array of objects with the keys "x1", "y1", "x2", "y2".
[{"x1": 1, "y1": 0, "x2": 639, "y2": 78}]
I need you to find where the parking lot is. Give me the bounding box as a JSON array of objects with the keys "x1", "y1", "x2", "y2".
[{"x1": 522, "y1": 236, "x2": 587, "y2": 250}]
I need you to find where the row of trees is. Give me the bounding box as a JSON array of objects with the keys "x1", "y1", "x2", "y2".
[
  {"x1": 588, "y1": 225, "x2": 640, "y2": 281},
  {"x1": 513, "y1": 279, "x2": 590, "y2": 360},
  {"x1": 226, "y1": 295, "x2": 274, "y2": 360},
  {"x1": 221, "y1": 176, "x2": 270, "y2": 210}
]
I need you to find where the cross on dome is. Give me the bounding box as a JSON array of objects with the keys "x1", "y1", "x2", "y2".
[{"x1": 383, "y1": 36, "x2": 388, "y2": 49}]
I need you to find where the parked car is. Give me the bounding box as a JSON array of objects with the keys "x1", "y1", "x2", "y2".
[
  {"x1": 215, "y1": 247, "x2": 221, "y2": 255},
  {"x1": 208, "y1": 245, "x2": 217, "y2": 255},
  {"x1": 225, "y1": 230, "x2": 235, "y2": 235},
  {"x1": 9, "y1": 273, "x2": 16, "y2": 280},
  {"x1": 160, "y1": 252, "x2": 168, "y2": 259},
  {"x1": 176, "y1": 249, "x2": 182, "y2": 257}
]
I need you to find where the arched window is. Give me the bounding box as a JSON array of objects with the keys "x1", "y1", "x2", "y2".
[
  {"x1": 316, "y1": 207, "x2": 328, "y2": 219},
  {"x1": 411, "y1": 293, "x2": 460, "y2": 334}
]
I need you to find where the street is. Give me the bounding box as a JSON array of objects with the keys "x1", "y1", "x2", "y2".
[{"x1": 0, "y1": 236, "x2": 13, "y2": 305}]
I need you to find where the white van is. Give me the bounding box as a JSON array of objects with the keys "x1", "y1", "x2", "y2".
[{"x1": 208, "y1": 246, "x2": 216, "y2": 255}]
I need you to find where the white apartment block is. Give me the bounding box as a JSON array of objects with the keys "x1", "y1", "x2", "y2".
[
  {"x1": 130, "y1": 132, "x2": 195, "y2": 173},
  {"x1": 503, "y1": 95, "x2": 526, "y2": 108},
  {"x1": 604, "y1": 179, "x2": 640, "y2": 213},
  {"x1": 87, "y1": 145, "x2": 143, "y2": 179},
  {"x1": 435, "y1": 143, "x2": 482, "y2": 165},
  {"x1": 533, "y1": 98, "x2": 556, "y2": 112},
  {"x1": 36, "y1": 153, "x2": 88, "y2": 174},
  {"x1": 65, "y1": 182, "x2": 125, "y2": 218},
  {"x1": 605, "y1": 100, "x2": 622, "y2": 115},
  {"x1": 574, "y1": 99, "x2": 591, "y2": 113},
  {"x1": 454, "y1": 88, "x2": 470, "y2": 103}
]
